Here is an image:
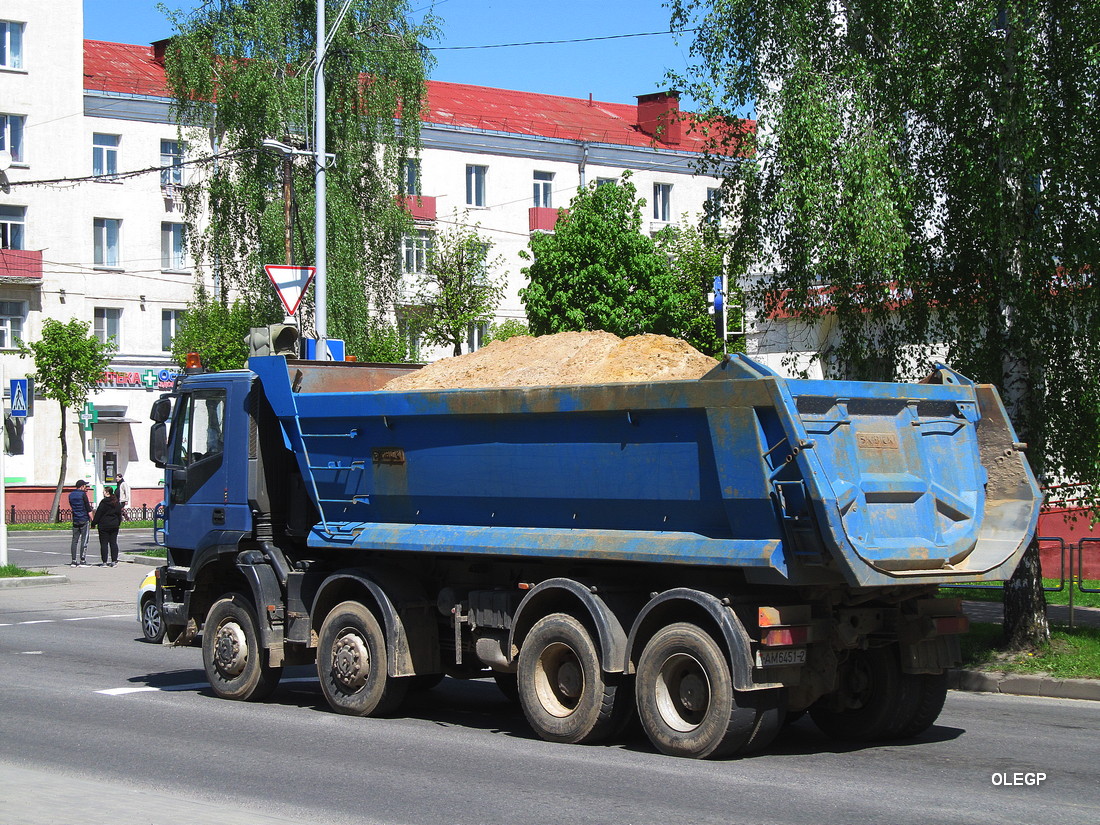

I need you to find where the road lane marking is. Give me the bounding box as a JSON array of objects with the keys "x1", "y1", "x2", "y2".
[
  {"x1": 0, "y1": 614, "x2": 131, "y2": 627},
  {"x1": 98, "y1": 676, "x2": 318, "y2": 696}
]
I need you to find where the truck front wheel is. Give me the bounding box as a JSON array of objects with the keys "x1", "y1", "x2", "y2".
[
  {"x1": 636, "y1": 622, "x2": 776, "y2": 759},
  {"x1": 517, "y1": 613, "x2": 627, "y2": 745},
  {"x1": 317, "y1": 601, "x2": 408, "y2": 717},
  {"x1": 202, "y1": 594, "x2": 282, "y2": 701}
]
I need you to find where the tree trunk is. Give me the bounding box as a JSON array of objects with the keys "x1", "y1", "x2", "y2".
[
  {"x1": 49, "y1": 403, "x2": 69, "y2": 523},
  {"x1": 1003, "y1": 537, "x2": 1049, "y2": 649}
]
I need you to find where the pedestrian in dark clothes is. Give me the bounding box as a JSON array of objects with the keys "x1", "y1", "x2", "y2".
[
  {"x1": 91, "y1": 486, "x2": 123, "y2": 567},
  {"x1": 68, "y1": 480, "x2": 92, "y2": 566}
]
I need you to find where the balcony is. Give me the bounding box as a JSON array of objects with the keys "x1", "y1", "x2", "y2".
[
  {"x1": 403, "y1": 195, "x2": 437, "y2": 222},
  {"x1": 0, "y1": 249, "x2": 43, "y2": 282},
  {"x1": 529, "y1": 207, "x2": 565, "y2": 233}
]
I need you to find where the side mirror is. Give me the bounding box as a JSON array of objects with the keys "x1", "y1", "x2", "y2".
[
  {"x1": 150, "y1": 396, "x2": 172, "y2": 423},
  {"x1": 150, "y1": 422, "x2": 168, "y2": 468}
]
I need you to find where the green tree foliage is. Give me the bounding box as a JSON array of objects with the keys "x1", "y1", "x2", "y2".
[
  {"x1": 671, "y1": 0, "x2": 1100, "y2": 647},
  {"x1": 410, "y1": 220, "x2": 505, "y2": 357},
  {"x1": 485, "y1": 318, "x2": 530, "y2": 344},
  {"x1": 520, "y1": 174, "x2": 723, "y2": 354},
  {"x1": 170, "y1": 284, "x2": 259, "y2": 372},
  {"x1": 160, "y1": 0, "x2": 437, "y2": 359},
  {"x1": 654, "y1": 219, "x2": 734, "y2": 355},
  {"x1": 18, "y1": 319, "x2": 114, "y2": 520}
]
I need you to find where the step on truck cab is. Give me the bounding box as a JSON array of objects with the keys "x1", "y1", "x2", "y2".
[{"x1": 149, "y1": 351, "x2": 1040, "y2": 759}]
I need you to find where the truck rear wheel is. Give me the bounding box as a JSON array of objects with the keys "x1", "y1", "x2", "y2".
[
  {"x1": 896, "y1": 671, "x2": 949, "y2": 738},
  {"x1": 636, "y1": 622, "x2": 770, "y2": 759},
  {"x1": 317, "y1": 601, "x2": 408, "y2": 717},
  {"x1": 202, "y1": 594, "x2": 282, "y2": 701},
  {"x1": 517, "y1": 613, "x2": 626, "y2": 745},
  {"x1": 809, "y1": 645, "x2": 916, "y2": 741}
]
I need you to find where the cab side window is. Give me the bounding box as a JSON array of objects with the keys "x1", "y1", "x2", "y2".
[{"x1": 168, "y1": 389, "x2": 226, "y2": 503}]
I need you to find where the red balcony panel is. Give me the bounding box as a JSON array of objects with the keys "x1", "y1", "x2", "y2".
[
  {"x1": 403, "y1": 195, "x2": 437, "y2": 222},
  {"x1": 0, "y1": 249, "x2": 43, "y2": 280},
  {"x1": 529, "y1": 207, "x2": 565, "y2": 233}
]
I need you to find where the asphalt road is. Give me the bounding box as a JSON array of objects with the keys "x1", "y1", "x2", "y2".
[{"x1": 1, "y1": 562, "x2": 1099, "y2": 825}]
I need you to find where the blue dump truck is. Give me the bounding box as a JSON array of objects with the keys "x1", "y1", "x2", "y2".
[{"x1": 148, "y1": 350, "x2": 1040, "y2": 759}]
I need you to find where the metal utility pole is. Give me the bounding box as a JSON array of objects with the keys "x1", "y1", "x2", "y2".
[{"x1": 313, "y1": 0, "x2": 328, "y2": 360}]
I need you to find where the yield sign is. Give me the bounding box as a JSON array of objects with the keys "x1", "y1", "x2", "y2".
[{"x1": 265, "y1": 265, "x2": 316, "y2": 315}]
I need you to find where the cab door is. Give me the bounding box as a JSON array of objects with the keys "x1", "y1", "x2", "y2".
[{"x1": 163, "y1": 381, "x2": 252, "y2": 550}]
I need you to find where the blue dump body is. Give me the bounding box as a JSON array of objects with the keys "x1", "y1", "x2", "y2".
[{"x1": 249, "y1": 354, "x2": 1041, "y2": 589}]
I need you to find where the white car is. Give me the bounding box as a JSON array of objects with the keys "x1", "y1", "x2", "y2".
[{"x1": 137, "y1": 570, "x2": 165, "y2": 643}]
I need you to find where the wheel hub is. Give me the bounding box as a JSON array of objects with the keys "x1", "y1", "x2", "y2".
[
  {"x1": 534, "y1": 642, "x2": 583, "y2": 717},
  {"x1": 332, "y1": 630, "x2": 371, "y2": 692},
  {"x1": 213, "y1": 621, "x2": 248, "y2": 678},
  {"x1": 655, "y1": 652, "x2": 710, "y2": 732}
]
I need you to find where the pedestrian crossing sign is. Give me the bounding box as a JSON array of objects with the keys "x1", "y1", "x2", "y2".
[{"x1": 9, "y1": 378, "x2": 28, "y2": 418}]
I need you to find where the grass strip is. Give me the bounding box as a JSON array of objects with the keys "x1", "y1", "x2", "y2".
[
  {"x1": 0, "y1": 564, "x2": 48, "y2": 578},
  {"x1": 960, "y1": 622, "x2": 1100, "y2": 680}
]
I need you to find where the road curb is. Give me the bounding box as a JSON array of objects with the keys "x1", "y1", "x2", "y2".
[
  {"x1": 0, "y1": 574, "x2": 69, "y2": 588},
  {"x1": 119, "y1": 553, "x2": 163, "y2": 567},
  {"x1": 949, "y1": 668, "x2": 1100, "y2": 702}
]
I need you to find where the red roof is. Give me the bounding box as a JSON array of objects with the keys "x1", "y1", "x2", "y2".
[{"x1": 83, "y1": 40, "x2": 747, "y2": 154}]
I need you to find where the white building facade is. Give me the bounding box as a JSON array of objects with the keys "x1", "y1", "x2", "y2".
[{"x1": 0, "y1": 0, "x2": 724, "y2": 512}]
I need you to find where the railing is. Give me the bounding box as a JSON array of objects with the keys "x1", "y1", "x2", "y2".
[
  {"x1": 943, "y1": 535, "x2": 1099, "y2": 627},
  {"x1": 6, "y1": 504, "x2": 153, "y2": 524}
]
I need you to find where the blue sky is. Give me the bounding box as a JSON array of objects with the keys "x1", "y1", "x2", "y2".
[{"x1": 82, "y1": 0, "x2": 697, "y2": 107}]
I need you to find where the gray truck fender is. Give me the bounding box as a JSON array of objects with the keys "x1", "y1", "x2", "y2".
[
  {"x1": 509, "y1": 578, "x2": 631, "y2": 674},
  {"x1": 311, "y1": 569, "x2": 440, "y2": 678},
  {"x1": 235, "y1": 551, "x2": 284, "y2": 652},
  {"x1": 626, "y1": 588, "x2": 756, "y2": 690}
]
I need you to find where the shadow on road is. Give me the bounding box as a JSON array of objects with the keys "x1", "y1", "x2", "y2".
[{"x1": 123, "y1": 665, "x2": 964, "y2": 757}]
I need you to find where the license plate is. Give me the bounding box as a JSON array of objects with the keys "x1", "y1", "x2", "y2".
[{"x1": 755, "y1": 647, "x2": 807, "y2": 667}]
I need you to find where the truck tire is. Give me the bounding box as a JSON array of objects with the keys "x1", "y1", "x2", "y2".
[
  {"x1": 896, "y1": 671, "x2": 949, "y2": 738},
  {"x1": 202, "y1": 594, "x2": 282, "y2": 701},
  {"x1": 809, "y1": 645, "x2": 916, "y2": 741},
  {"x1": 317, "y1": 601, "x2": 408, "y2": 717},
  {"x1": 635, "y1": 622, "x2": 762, "y2": 759},
  {"x1": 517, "y1": 613, "x2": 626, "y2": 745}
]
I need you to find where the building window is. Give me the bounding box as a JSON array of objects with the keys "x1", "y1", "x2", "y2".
[
  {"x1": 1, "y1": 114, "x2": 24, "y2": 163},
  {"x1": 162, "y1": 309, "x2": 185, "y2": 351},
  {"x1": 467, "y1": 322, "x2": 488, "y2": 353},
  {"x1": 396, "y1": 308, "x2": 422, "y2": 362},
  {"x1": 0, "y1": 21, "x2": 23, "y2": 70},
  {"x1": 595, "y1": 177, "x2": 616, "y2": 188},
  {"x1": 653, "y1": 183, "x2": 672, "y2": 222},
  {"x1": 403, "y1": 159, "x2": 420, "y2": 197},
  {"x1": 0, "y1": 300, "x2": 25, "y2": 349},
  {"x1": 160, "y1": 140, "x2": 184, "y2": 186},
  {"x1": 705, "y1": 187, "x2": 723, "y2": 224},
  {"x1": 93, "y1": 218, "x2": 121, "y2": 267},
  {"x1": 533, "y1": 171, "x2": 553, "y2": 208},
  {"x1": 0, "y1": 204, "x2": 24, "y2": 249},
  {"x1": 466, "y1": 165, "x2": 487, "y2": 207},
  {"x1": 161, "y1": 222, "x2": 187, "y2": 270},
  {"x1": 94, "y1": 307, "x2": 121, "y2": 347},
  {"x1": 402, "y1": 230, "x2": 432, "y2": 275},
  {"x1": 92, "y1": 133, "x2": 119, "y2": 177}
]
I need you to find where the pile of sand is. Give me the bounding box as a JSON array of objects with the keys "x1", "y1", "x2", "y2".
[{"x1": 383, "y1": 331, "x2": 718, "y2": 391}]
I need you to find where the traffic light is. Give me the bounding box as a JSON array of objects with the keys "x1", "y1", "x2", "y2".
[{"x1": 245, "y1": 324, "x2": 300, "y2": 359}]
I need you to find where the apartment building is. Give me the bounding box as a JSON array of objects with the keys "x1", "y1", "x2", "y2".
[{"x1": 0, "y1": 0, "x2": 724, "y2": 510}]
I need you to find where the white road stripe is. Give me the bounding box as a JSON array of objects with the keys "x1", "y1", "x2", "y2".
[
  {"x1": 0, "y1": 614, "x2": 132, "y2": 627},
  {"x1": 97, "y1": 677, "x2": 317, "y2": 696}
]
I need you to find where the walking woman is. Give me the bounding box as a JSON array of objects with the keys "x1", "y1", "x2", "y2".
[{"x1": 91, "y1": 486, "x2": 123, "y2": 567}]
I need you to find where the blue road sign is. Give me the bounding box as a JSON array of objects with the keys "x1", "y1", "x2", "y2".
[{"x1": 9, "y1": 378, "x2": 28, "y2": 418}]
